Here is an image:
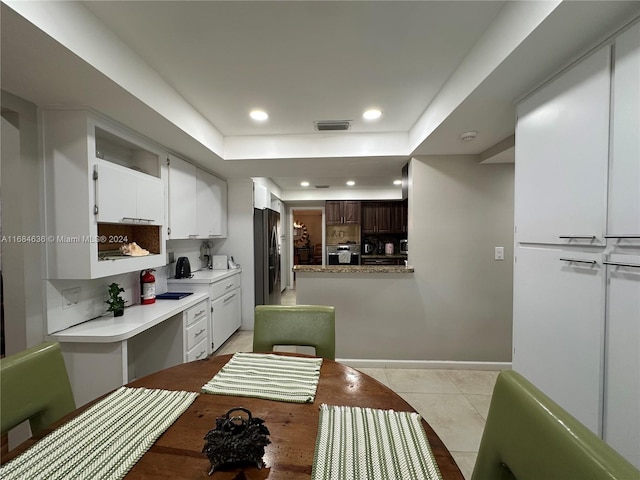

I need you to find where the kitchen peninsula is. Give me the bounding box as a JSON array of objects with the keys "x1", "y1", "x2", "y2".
[
  {"x1": 293, "y1": 264, "x2": 420, "y2": 364},
  {"x1": 294, "y1": 265, "x2": 413, "y2": 274}
]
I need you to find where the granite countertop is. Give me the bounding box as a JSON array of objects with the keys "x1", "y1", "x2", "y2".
[{"x1": 293, "y1": 265, "x2": 414, "y2": 273}]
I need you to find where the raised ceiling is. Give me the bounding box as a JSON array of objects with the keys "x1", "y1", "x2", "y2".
[{"x1": 2, "y1": 1, "x2": 638, "y2": 199}]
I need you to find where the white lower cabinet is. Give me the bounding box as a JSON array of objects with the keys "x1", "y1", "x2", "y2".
[
  {"x1": 168, "y1": 271, "x2": 242, "y2": 353},
  {"x1": 603, "y1": 255, "x2": 640, "y2": 467},
  {"x1": 183, "y1": 299, "x2": 209, "y2": 362},
  {"x1": 513, "y1": 247, "x2": 605, "y2": 434},
  {"x1": 211, "y1": 286, "x2": 241, "y2": 352}
]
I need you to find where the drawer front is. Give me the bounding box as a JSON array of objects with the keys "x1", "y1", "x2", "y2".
[
  {"x1": 186, "y1": 316, "x2": 208, "y2": 350},
  {"x1": 185, "y1": 300, "x2": 208, "y2": 327},
  {"x1": 210, "y1": 274, "x2": 240, "y2": 300},
  {"x1": 186, "y1": 338, "x2": 208, "y2": 362}
]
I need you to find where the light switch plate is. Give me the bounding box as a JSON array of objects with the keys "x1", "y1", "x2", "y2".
[{"x1": 495, "y1": 246, "x2": 505, "y2": 261}]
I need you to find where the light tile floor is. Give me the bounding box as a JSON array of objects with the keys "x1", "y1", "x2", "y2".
[{"x1": 215, "y1": 288, "x2": 499, "y2": 480}]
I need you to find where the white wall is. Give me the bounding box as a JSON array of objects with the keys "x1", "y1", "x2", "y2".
[
  {"x1": 408, "y1": 155, "x2": 514, "y2": 361},
  {"x1": 1, "y1": 91, "x2": 46, "y2": 354}
]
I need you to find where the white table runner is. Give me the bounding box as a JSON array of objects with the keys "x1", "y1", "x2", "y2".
[
  {"x1": 0, "y1": 387, "x2": 198, "y2": 480},
  {"x1": 312, "y1": 404, "x2": 443, "y2": 480},
  {"x1": 201, "y1": 352, "x2": 322, "y2": 403}
]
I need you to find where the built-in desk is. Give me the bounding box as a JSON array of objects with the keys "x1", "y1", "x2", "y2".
[{"x1": 47, "y1": 292, "x2": 209, "y2": 406}]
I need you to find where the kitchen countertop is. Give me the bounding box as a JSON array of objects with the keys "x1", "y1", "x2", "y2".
[
  {"x1": 167, "y1": 268, "x2": 241, "y2": 284},
  {"x1": 293, "y1": 265, "x2": 414, "y2": 273},
  {"x1": 47, "y1": 292, "x2": 209, "y2": 343}
]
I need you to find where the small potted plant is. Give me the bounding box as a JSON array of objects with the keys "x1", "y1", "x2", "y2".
[{"x1": 105, "y1": 282, "x2": 126, "y2": 317}]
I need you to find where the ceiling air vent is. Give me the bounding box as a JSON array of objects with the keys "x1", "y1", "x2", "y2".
[
  {"x1": 314, "y1": 120, "x2": 351, "y2": 131},
  {"x1": 315, "y1": 185, "x2": 330, "y2": 189}
]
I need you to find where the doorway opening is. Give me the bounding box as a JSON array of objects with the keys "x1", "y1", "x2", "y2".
[{"x1": 292, "y1": 210, "x2": 323, "y2": 266}]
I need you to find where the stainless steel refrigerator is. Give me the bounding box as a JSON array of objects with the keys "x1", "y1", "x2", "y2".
[{"x1": 254, "y1": 208, "x2": 281, "y2": 305}]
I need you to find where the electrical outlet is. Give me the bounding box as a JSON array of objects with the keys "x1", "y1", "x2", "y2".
[
  {"x1": 62, "y1": 287, "x2": 81, "y2": 309},
  {"x1": 495, "y1": 247, "x2": 505, "y2": 261}
]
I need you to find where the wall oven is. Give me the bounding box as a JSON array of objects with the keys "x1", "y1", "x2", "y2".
[{"x1": 327, "y1": 244, "x2": 361, "y2": 265}]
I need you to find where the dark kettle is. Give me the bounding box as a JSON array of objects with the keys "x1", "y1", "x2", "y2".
[{"x1": 175, "y1": 257, "x2": 192, "y2": 279}]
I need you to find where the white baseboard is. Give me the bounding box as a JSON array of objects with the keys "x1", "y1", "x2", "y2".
[{"x1": 337, "y1": 358, "x2": 512, "y2": 371}]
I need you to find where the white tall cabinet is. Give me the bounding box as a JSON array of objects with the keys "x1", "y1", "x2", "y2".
[{"x1": 513, "y1": 22, "x2": 640, "y2": 467}]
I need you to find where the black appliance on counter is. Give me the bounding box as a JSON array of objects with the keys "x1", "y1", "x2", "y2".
[
  {"x1": 254, "y1": 208, "x2": 281, "y2": 306},
  {"x1": 327, "y1": 244, "x2": 361, "y2": 265},
  {"x1": 175, "y1": 257, "x2": 192, "y2": 279}
]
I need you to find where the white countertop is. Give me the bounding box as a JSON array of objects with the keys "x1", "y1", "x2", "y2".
[
  {"x1": 167, "y1": 267, "x2": 241, "y2": 284},
  {"x1": 47, "y1": 292, "x2": 209, "y2": 343}
]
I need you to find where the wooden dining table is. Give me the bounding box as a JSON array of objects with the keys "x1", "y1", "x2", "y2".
[{"x1": 3, "y1": 353, "x2": 464, "y2": 479}]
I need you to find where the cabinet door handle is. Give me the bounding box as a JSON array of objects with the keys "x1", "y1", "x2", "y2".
[
  {"x1": 604, "y1": 234, "x2": 640, "y2": 239},
  {"x1": 194, "y1": 328, "x2": 206, "y2": 337},
  {"x1": 195, "y1": 350, "x2": 206, "y2": 359},
  {"x1": 224, "y1": 293, "x2": 236, "y2": 303},
  {"x1": 603, "y1": 261, "x2": 640, "y2": 269},
  {"x1": 121, "y1": 217, "x2": 154, "y2": 223},
  {"x1": 559, "y1": 258, "x2": 597, "y2": 265},
  {"x1": 559, "y1": 235, "x2": 597, "y2": 239},
  {"x1": 225, "y1": 283, "x2": 235, "y2": 289},
  {"x1": 194, "y1": 309, "x2": 206, "y2": 318}
]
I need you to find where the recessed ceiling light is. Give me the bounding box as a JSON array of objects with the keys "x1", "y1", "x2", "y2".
[
  {"x1": 250, "y1": 110, "x2": 269, "y2": 121},
  {"x1": 362, "y1": 109, "x2": 382, "y2": 121},
  {"x1": 393, "y1": 179, "x2": 402, "y2": 185},
  {"x1": 459, "y1": 130, "x2": 478, "y2": 142},
  {"x1": 346, "y1": 180, "x2": 355, "y2": 186},
  {"x1": 300, "y1": 181, "x2": 310, "y2": 187}
]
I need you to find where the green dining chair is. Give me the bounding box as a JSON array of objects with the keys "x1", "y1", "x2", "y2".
[
  {"x1": 471, "y1": 370, "x2": 639, "y2": 480},
  {"x1": 1, "y1": 341, "x2": 76, "y2": 436},
  {"x1": 253, "y1": 305, "x2": 336, "y2": 360}
]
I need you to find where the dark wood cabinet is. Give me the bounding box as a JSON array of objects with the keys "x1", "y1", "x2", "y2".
[
  {"x1": 326, "y1": 201, "x2": 361, "y2": 225},
  {"x1": 362, "y1": 257, "x2": 406, "y2": 266},
  {"x1": 391, "y1": 200, "x2": 408, "y2": 234},
  {"x1": 362, "y1": 202, "x2": 392, "y2": 233},
  {"x1": 362, "y1": 201, "x2": 406, "y2": 234}
]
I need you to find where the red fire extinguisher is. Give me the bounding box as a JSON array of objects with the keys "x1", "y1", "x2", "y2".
[{"x1": 140, "y1": 269, "x2": 156, "y2": 305}]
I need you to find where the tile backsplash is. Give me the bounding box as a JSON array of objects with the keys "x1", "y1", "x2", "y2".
[{"x1": 326, "y1": 225, "x2": 361, "y2": 245}]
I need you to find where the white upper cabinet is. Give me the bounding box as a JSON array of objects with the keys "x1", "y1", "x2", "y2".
[
  {"x1": 608, "y1": 23, "x2": 640, "y2": 248},
  {"x1": 168, "y1": 154, "x2": 198, "y2": 239},
  {"x1": 169, "y1": 155, "x2": 228, "y2": 239},
  {"x1": 42, "y1": 109, "x2": 167, "y2": 279},
  {"x1": 96, "y1": 162, "x2": 164, "y2": 225},
  {"x1": 515, "y1": 46, "x2": 611, "y2": 246},
  {"x1": 196, "y1": 168, "x2": 228, "y2": 238}
]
